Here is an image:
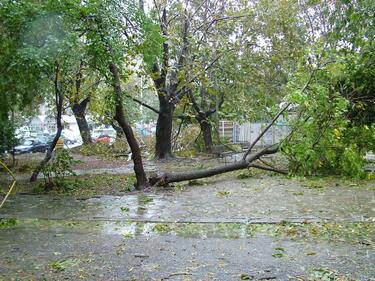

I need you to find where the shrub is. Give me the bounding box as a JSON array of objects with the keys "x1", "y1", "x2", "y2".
[{"x1": 42, "y1": 150, "x2": 78, "y2": 189}]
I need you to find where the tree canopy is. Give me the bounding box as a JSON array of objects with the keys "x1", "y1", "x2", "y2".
[{"x1": 0, "y1": 0, "x2": 374, "y2": 186}]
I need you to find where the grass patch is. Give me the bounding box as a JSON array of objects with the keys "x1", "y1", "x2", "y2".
[
  {"x1": 139, "y1": 196, "x2": 153, "y2": 205},
  {"x1": 153, "y1": 223, "x2": 172, "y2": 233},
  {"x1": 4, "y1": 219, "x2": 374, "y2": 246},
  {"x1": 188, "y1": 179, "x2": 204, "y2": 186},
  {"x1": 120, "y1": 207, "x2": 130, "y2": 212},
  {"x1": 14, "y1": 174, "x2": 136, "y2": 196},
  {"x1": 296, "y1": 175, "x2": 375, "y2": 190},
  {"x1": 71, "y1": 141, "x2": 129, "y2": 159},
  {"x1": 309, "y1": 267, "x2": 354, "y2": 281},
  {"x1": 292, "y1": 191, "x2": 304, "y2": 196},
  {"x1": 237, "y1": 172, "x2": 253, "y2": 179},
  {"x1": 175, "y1": 149, "x2": 200, "y2": 158},
  {"x1": 0, "y1": 218, "x2": 19, "y2": 229},
  {"x1": 50, "y1": 258, "x2": 80, "y2": 271},
  {"x1": 123, "y1": 232, "x2": 134, "y2": 239}
]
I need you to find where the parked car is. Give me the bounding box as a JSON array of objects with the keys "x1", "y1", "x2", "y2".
[
  {"x1": 93, "y1": 134, "x2": 111, "y2": 145},
  {"x1": 13, "y1": 139, "x2": 49, "y2": 154},
  {"x1": 61, "y1": 130, "x2": 80, "y2": 145},
  {"x1": 92, "y1": 127, "x2": 116, "y2": 139},
  {"x1": 37, "y1": 135, "x2": 54, "y2": 146}
]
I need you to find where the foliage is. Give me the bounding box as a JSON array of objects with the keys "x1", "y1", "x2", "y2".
[
  {"x1": 72, "y1": 141, "x2": 129, "y2": 158},
  {"x1": 72, "y1": 135, "x2": 154, "y2": 159},
  {"x1": 0, "y1": 1, "x2": 45, "y2": 152},
  {"x1": 309, "y1": 268, "x2": 352, "y2": 281},
  {"x1": 1, "y1": 0, "x2": 374, "y2": 180},
  {"x1": 0, "y1": 118, "x2": 17, "y2": 154},
  {"x1": 218, "y1": 0, "x2": 307, "y2": 122},
  {"x1": 281, "y1": 0, "x2": 375, "y2": 178},
  {"x1": 50, "y1": 258, "x2": 80, "y2": 271},
  {"x1": 136, "y1": 8, "x2": 165, "y2": 72},
  {"x1": 237, "y1": 172, "x2": 253, "y2": 180},
  {"x1": 173, "y1": 124, "x2": 201, "y2": 152},
  {"x1": 42, "y1": 149, "x2": 78, "y2": 189},
  {"x1": 282, "y1": 67, "x2": 375, "y2": 178},
  {"x1": 153, "y1": 223, "x2": 172, "y2": 233},
  {"x1": 0, "y1": 218, "x2": 19, "y2": 229}
]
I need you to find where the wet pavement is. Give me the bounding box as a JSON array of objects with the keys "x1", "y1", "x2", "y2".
[
  {"x1": 1, "y1": 221, "x2": 374, "y2": 280},
  {"x1": 1, "y1": 175, "x2": 375, "y2": 280},
  {"x1": 1, "y1": 177, "x2": 374, "y2": 223}
]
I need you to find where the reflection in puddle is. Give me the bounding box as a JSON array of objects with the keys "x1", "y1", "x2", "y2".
[
  {"x1": 97, "y1": 221, "x2": 258, "y2": 239},
  {"x1": 3, "y1": 191, "x2": 374, "y2": 224},
  {"x1": 6, "y1": 219, "x2": 374, "y2": 244},
  {"x1": 87, "y1": 195, "x2": 164, "y2": 220}
]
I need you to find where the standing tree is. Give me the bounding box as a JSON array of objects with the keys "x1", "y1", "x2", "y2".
[
  {"x1": 0, "y1": 0, "x2": 85, "y2": 181},
  {"x1": 30, "y1": 62, "x2": 65, "y2": 182},
  {"x1": 69, "y1": 60, "x2": 97, "y2": 145},
  {"x1": 25, "y1": 2, "x2": 90, "y2": 181},
  {"x1": 144, "y1": 0, "x2": 245, "y2": 158},
  {"x1": 0, "y1": 1, "x2": 46, "y2": 156},
  {"x1": 77, "y1": 0, "x2": 153, "y2": 189}
]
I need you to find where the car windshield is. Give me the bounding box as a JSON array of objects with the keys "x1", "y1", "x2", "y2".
[{"x1": 22, "y1": 140, "x2": 34, "y2": 146}]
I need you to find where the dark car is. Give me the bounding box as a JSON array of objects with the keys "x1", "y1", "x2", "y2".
[
  {"x1": 13, "y1": 139, "x2": 49, "y2": 154},
  {"x1": 38, "y1": 135, "x2": 54, "y2": 146}
]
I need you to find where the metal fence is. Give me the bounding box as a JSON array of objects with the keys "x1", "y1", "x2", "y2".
[{"x1": 219, "y1": 120, "x2": 291, "y2": 146}]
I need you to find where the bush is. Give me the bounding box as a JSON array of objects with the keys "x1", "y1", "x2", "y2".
[
  {"x1": 72, "y1": 140, "x2": 129, "y2": 157},
  {"x1": 174, "y1": 124, "x2": 201, "y2": 152},
  {"x1": 282, "y1": 71, "x2": 375, "y2": 178},
  {"x1": 42, "y1": 150, "x2": 79, "y2": 189}
]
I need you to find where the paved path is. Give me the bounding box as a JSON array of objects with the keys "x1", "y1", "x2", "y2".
[
  {"x1": 1, "y1": 176, "x2": 374, "y2": 280},
  {"x1": 2, "y1": 177, "x2": 374, "y2": 223}
]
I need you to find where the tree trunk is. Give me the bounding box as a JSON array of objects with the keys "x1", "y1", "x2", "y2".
[
  {"x1": 30, "y1": 126, "x2": 63, "y2": 182},
  {"x1": 155, "y1": 95, "x2": 174, "y2": 159},
  {"x1": 198, "y1": 117, "x2": 213, "y2": 153},
  {"x1": 111, "y1": 121, "x2": 125, "y2": 139},
  {"x1": 72, "y1": 98, "x2": 92, "y2": 145},
  {"x1": 149, "y1": 145, "x2": 282, "y2": 186},
  {"x1": 31, "y1": 63, "x2": 63, "y2": 182},
  {"x1": 109, "y1": 62, "x2": 149, "y2": 190},
  {"x1": 149, "y1": 90, "x2": 296, "y2": 186}
]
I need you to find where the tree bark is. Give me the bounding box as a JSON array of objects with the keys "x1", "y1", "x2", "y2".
[
  {"x1": 30, "y1": 63, "x2": 63, "y2": 182},
  {"x1": 151, "y1": 7, "x2": 190, "y2": 159},
  {"x1": 72, "y1": 97, "x2": 92, "y2": 144},
  {"x1": 155, "y1": 95, "x2": 174, "y2": 159},
  {"x1": 197, "y1": 117, "x2": 213, "y2": 153},
  {"x1": 149, "y1": 145, "x2": 280, "y2": 186},
  {"x1": 109, "y1": 62, "x2": 149, "y2": 190},
  {"x1": 111, "y1": 120, "x2": 125, "y2": 139}
]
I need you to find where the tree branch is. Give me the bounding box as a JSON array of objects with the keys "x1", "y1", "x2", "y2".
[
  {"x1": 242, "y1": 64, "x2": 323, "y2": 160},
  {"x1": 248, "y1": 163, "x2": 288, "y2": 175},
  {"x1": 128, "y1": 96, "x2": 160, "y2": 114}
]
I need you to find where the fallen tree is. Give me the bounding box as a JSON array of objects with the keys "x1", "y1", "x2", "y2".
[
  {"x1": 149, "y1": 144, "x2": 286, "y2": 186},
  {"x1": 148, "y1": 67, "x2": 319, "y2": 186}
]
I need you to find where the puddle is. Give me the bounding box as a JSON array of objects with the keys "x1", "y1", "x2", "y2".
[
  {"x1": 1, "y1": 176, "x2": 374, "y2": 226},
  {"x1": 3, "y1": 218, "x2": 374, "y2": 244},
  {"x1": 2, "y1": 187, "x2": 374, "y2": 224}
]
